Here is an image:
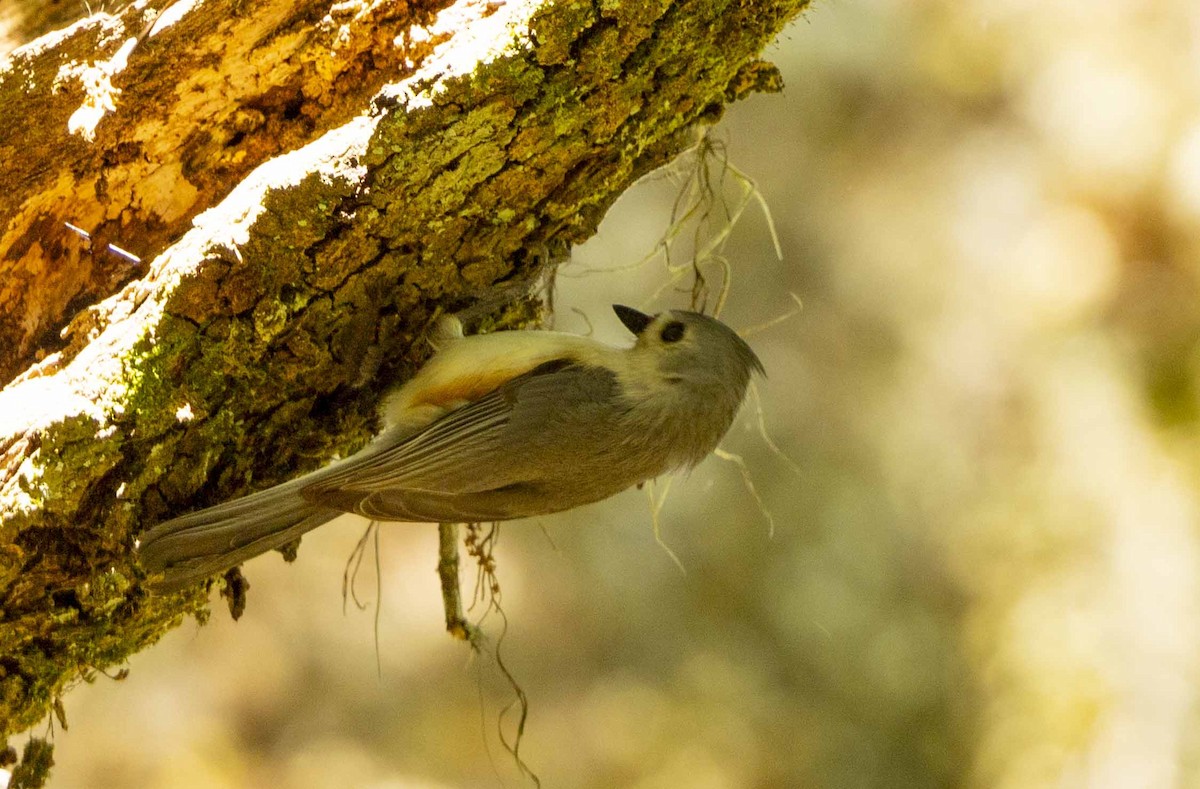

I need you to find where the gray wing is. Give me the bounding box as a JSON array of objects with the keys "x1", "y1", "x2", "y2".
[{"x1": 300, "y1": 361, "x2": 622, "y2": 521}]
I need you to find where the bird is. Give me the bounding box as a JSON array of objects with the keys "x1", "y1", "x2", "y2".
[{"x1": 137, "y1": 304, "x2": 764, "y2": 591}]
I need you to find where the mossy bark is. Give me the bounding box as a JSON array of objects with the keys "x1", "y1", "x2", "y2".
[{"x1": 0, "y1": 0, "x2": 808, "y2": 778}]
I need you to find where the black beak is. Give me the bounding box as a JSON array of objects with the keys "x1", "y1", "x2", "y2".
[{"x1": 613, "y1": 304, "x2": 654, "y2": 336}]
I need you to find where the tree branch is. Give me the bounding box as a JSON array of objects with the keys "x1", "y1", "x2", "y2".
[{"x1": 0, "y1": 0, "x2": 807, "y2": 769}]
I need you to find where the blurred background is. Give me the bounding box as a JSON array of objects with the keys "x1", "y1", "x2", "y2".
[{"x1": 10, "y1": 0, "x2": 1200, "y2": 786}]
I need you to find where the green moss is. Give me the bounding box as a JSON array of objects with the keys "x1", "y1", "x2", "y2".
[
  {"x1": 530, "y1": 0, "x2": 597, "y2": 65},
  {"x1": 9, "y1": 737, "x2": 53, "y2": 789},
  {"x1": 0, "y1": 565, "x2": 206, "y2": 737},
  {"x1": 33, "y1": 419, "x2": 124, "y2": 519}
]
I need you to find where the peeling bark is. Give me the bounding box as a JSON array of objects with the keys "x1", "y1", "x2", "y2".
[{"x1": 0, "y1": 0, "x2": 807, "y2": 772}]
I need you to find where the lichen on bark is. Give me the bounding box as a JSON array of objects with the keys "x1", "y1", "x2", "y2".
[{"x1": 0, "y1": 0, "x2": 809, "y2": 777}]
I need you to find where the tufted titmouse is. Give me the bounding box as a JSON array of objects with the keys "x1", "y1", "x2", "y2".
[{"x1": 138, "y1": 304, "x2": 764, "y2": 591}]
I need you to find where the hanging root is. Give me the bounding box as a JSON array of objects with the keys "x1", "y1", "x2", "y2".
[
  {"x1": 651, "y1": 130, "x2": 782, "y2": 316},
  {"x1": 494, "y1": 604, "x2": 539, "y2": 788},
  {"x1": 342, "y1": 521, "x2": 385, "y2": 677},
  {"x1": 464, "y1": 522, "x2": 501, "y2": 618},
  {"x1": 437, "y1": 523, "x2": 483, "y2": 647},
  {"x1": 644, "y1": 478, "x2": 686, "y2": 574},
  {"x1": 747, "y1": 380, "x2": 803, "y2": 478},
  {"x1": 709, "y1": 378, "x2": 804, "y2": 542},
  {"x1": 342, "y1": 521, "x2": 376, "y2": 614},
  {"x1": 713, "y1": 448, "x2": 777, "y2": 540},
  {"x1": 460, "y1": 523, "x2": 540, "y2": 787},
  {"x1": 560, "y1": 128, "x2": 782, "y2": 321},
  {"x1": 738, "y1": 292, "x2": 803, "y2": 338}
]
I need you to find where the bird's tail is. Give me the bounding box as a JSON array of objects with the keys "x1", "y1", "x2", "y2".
[{"x1": 137, "y1": 475, "x2": 343, "y2": 593}]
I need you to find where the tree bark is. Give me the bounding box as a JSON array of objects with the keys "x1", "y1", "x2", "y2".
[{"x1": 0, "y1": 0, "x2": 807, "y2": 772}]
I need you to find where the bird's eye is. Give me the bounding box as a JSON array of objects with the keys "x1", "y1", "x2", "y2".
[{"x1": 660, "y1": 321, "x2": 686, "y2": 343}]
